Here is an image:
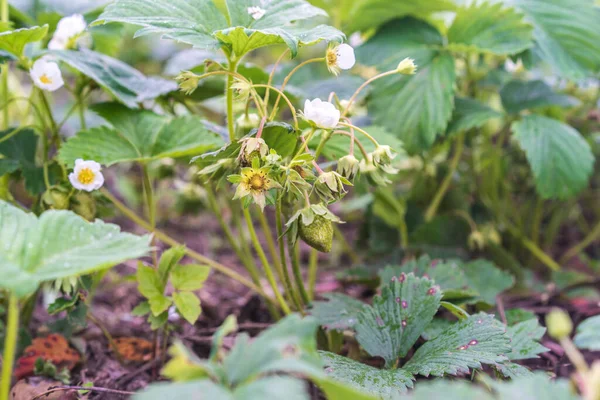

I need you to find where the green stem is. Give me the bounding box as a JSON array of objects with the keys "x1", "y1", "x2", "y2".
[
  {"x1": 226, "y1": 59, "x2": 239, "y2": 142},
  {"x1": 77, "y1": 93, "x2": 87, "y2": 130},
  {"x1": 38, "y1": 89, "x2": 60, "y2": 149},
  {"x1": 276, "y1": 199, "x2": 304, "y2": 312},
  {"x1": 560, "y1": 217, "x2": 600, "y2": 264},
  {"x1": 308, "y1": 248, "x2": 318, "y2": 300},
  {"x1": 100, "y1": 189, "x2": 277, "y2": 305},
  {"x1": 332, "y1": 224, "x2": 361, "y2": 264},
  {"x1": 141, "y1": 164, "x2": 155, "y2": 229},
  {"x1": 1, "y1": 0, "x2": 7, "y2": 130},
  {"x1": 288, "y1": 239, "x2": 310, "y2": 306},
  {"x1": 205, "y1": 187, "x2": 262, "y2": 285},
  {"x1": 255, "y1": 209, "x2": 284, "y2": 280},
  {"x1": 424, "y1": 133, "x2": 465, "y2": 222},
  {"x1": 243, "y1": 208, "x2": 291, "y2": 314},
  {"x1": 505, "y1": 222, "x2": 561, "y2": 271},
  {"x1": 1, "y1": 294, "x2": 19, "y2": 400}
]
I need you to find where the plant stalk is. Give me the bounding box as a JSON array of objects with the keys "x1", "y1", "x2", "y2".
[
  {"x1": 424, "y1": 133, "x2": 465, "y2": 222},
  {"x1": 243, "y1": 208, "x2": 291, "y2": 314},
  {"x1": 226, "y1": 59, "x2": 239, "y2": 142},
  {"x1": 276, "y1": 199, "x2": 304, "y2": 312},
  {"x1": 1, "y1": 294, "x2": 19, "y2": 400},
  {"x1": 289, "y1": 239, "x2": 310, "y2": 306}
]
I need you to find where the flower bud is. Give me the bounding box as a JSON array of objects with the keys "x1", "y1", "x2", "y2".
[
  {"x1": 468, "y1": 231, "x2": 485, "y2": 251},
  {"x1": 238, "y1": 137, "x2": 269, "y2": 166},
  {"x1": 176, "y1": 71, "x2": 200, "y2": 95},
  {"x1": 70, "y1": 192, "x2": 96, "y2": 221},
  {"x1": 42, "y1": 186, "x2": 71, "y2": 210},
  {"x1": 236, "y1": 113, "x2": 260, "y2": 132},
  {"x1": 372, "y1": 145, "x2": 396, "y2": 167},
  {"x1": 314, "y1": 171, "x2": 351, "y2": 202},
  {"x1": 546, "y1": 308, "x2": 573, "y2": 340},
  {"x1": 231, "y1": 79, "x2": 253, "y2": 102},
  {"x1": 337, "y1": 154, "x2": 360, "y2": 181},
  {"x1": 396, "y1": 57, "x2": 417, "y2": 75},
  {"x1": 299, "y1": 214, "x2": 333, "y2": 253}
]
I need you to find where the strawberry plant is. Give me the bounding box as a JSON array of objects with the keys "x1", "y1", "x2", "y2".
[{"x1": 0, "y1": 0, "x2": 599, "y2": 399}]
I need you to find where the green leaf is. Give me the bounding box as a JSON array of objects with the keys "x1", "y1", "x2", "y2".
[
  {"x1": 47, "y1": 296, "x2": 79, "y2": 315},
  {"x1": 410, "y1": 380, "x2": 494, "y2": 400},
  {"x1": 505, "y1": 319, "x2": 548, "y2": 361},
  {"x1": 251, "y1": 122, "x2": 298, "y2": 159},
  {"x1": 95, "y1": 0, "x2": 342, "y2": 58},
  {"x1": 421, "y1": 318, "x2": 453, "y2": 341},
  {"x1": 51, "y1": 49, "x2": 177, "y2": 108},
  {"x1": 315, "y1": 126, "x2": 403, "y2": 162},
  {"x1": 148, "y1": 310, "x2": 168, "y2": 330},
  {"x1": 447, "y1": 97, "x2": 504, "y2": 136},
  {"x1": 447, "y1": 2, "x2": 533, "y2": 55},
  {"x1": 59, "y1": 103, "x2": 224, "y2": 166},
  {"x1": 334, "y1": 0, "x2": 456, "y2": 34},
  {"x1": 162, "y1": 341, "x2": 217, "y2": 382},
  {"x1": 131, "y1": 301, "x2": 151, "y2": 316},
  {"x1": 319, "y1": 352, "x2": 414, "y2": 399},
  {"x1": 315, "y1": 376, "x2": 380, "y2": 400},
  {"x1": 0, "y1": 201, "x2": 151, "y2": 298},
  {"x1": 379, "y1": 257, "x2": 476, "y2": 302},
  {"x1": 173, "y1": 291, "x2": 202, "y2": 325},
  {"x1": 512, "y1": 115, "x2": 594, "y2": 199},
  {"x1": 223, "y1": 314, "x2": 321, "y2": 385},
  {"x1": 500, "y1": 80, "x2": 579, "y2": 114},
  {"x1": 171, "y1": 264, "x2": 211, "y2": 292},
  {"x1": 0, "y1": 25, "x2": 48, "y2": 57},
  {"x1": 574, "y1": 315, "x2": 600, "y2": 350},
  {"x1": 491, "y1": 372, "x2": 580, "y2": 400},
  {"x1": 357, "y1": 18, "x2": 455, "y2": 153},
  {"x1": 210, "y1": 315, "x2": 238, "y2": 361},
  {"x1": 503, "y1": 308, "x2": 537, "y2": 326},
  {"x1": 234, "y1": 376, "x2": 309, "y2": 400},
  {"x1": 137, "y1": 264, "x2": 172, "y2": 316},
  {"x1": 355, "y1": 274, "x2": 442, "y2": 368},
  {"x1": 0, "y1": 128, "x2": 57, "y2": 195},
  {"x1": 133, "y1": 380, "x2": 233, "y2": 400},
  {"x1": 461, "y1": 260, "x2": 515, "y2": 305},
  {"x1": 404, "y1": 313, "x2": 511, "y2": 377},
  {"x1": 158, "y1": 246, "x2": 186, "y2": 288},
  {"x1": 310, "y1": 293, "x2": 365, "y2": 331},
  {"x1": 496, "y1": 362, "x2": 534, "y2": 379},
  {"x1": 509, "y1": 0, "x2": 600, "y2": 79}
]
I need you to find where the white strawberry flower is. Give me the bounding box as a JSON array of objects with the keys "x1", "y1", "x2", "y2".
[
  {"x1": 69, "y1": 159, "x2": 104, "y2": 192},
  {"x1": 48, "y1": 14, "x2": 87, "y2": 50},
  {"x1": 326, "y1": 43, "x2": 356, "y2": 75},
  {"x1": 303, "y1": 98, "x2": 340, "y2": 130},
  {"x1": 248, "y1": 6, "x2": 266, "y2": 20},
  {"x1": 30, "y1": 59, "x2": 64, "y2": 92},
  {"x1": 55, "y1": 14, "x2": 87, "y2": 40}
]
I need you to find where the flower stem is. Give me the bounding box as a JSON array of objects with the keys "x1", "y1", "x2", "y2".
[
  {"x1": 243, "y1": 208, "x2": 291, "y2": 314},
  {"x1": 38, "y1": 89, "x2": 60, "y2": 150},
  {"x1": 288, "y1": 239, "x2": 310, "y2": 306},
  {"x1": 101, "y1": 188, "x2": 276, "y2": 305},
  {"x1": 560, "y1": 217, "x2": 600, "y2": 264},
  {"x1": 205, "y1": 186, "x2": 264, "y2": 286},
  {"x1": 308, "y1": 248, "x2": 318, "y2": 300},
  {"x1": 0, "y1": 0, "x2": 8, "y2": 130},
  {"x1": 339, "y1": 121, "x2": 379, "y2": 146},
  {"x1": 424, "y1": 133, "x2": 464, "y2": 222},
  {"x1": 253, "y1": 84, "x2": 298, "y2": 129},
  {"x1": 0, "y1": 294, "x2": 19, "y2": 400},
  {"x1": 276, "y1": 198, "x2": 304, "y2": 312},
  {"x1": 255, "y1": 209, "x2": 283, "y2": 278},
  {"x1": 270, "y1": 57, "x2": 324, "y2": 120},
  {"x1": 226, "y1": 59, "x2": 239, "y2": 142},
  {"x1": 342, "y1": 70, "x2": 397, "y2": 117},
  {"x1": 264, "y1": 48, "x2": 290, "y2": 106},
  {"x1": 505, "y1": 221, "x2": 561, "y2": 271}
]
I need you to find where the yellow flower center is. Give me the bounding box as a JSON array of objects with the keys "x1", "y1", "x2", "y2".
[
  {"x1": 77, "y1": 168, "x2": 95, "y2": 185},
  {"x1": 40, "y1": 74, "x2": 53, "y2": 84},
  {"x1": 326, "y1": 49, "x2": 338, "y2": 67},
  {"x1": 249, "y1": 174, "x2": 266, "y2": 191}
]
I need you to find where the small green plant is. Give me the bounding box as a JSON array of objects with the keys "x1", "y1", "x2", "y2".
[
  {"x1": 311, "y1": 270, "x2": 548, "y2": 397},
  {"x1": 135, "y1": 314, "x2": 377, "y2": 400}
]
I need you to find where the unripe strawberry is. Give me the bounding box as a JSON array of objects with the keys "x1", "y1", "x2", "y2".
[
  {"x1": 299, "y1": 214, "x2": 333, "y2": 253},
  {"x1": 70, "y1": 192, "x2": 96, "y2": 221},
  {"x1": 546, "y1": 308, "x2": 573, "y2": 340},
  {"x1": 42, "y1": 186, "x2": 71, "y2": 210}
]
